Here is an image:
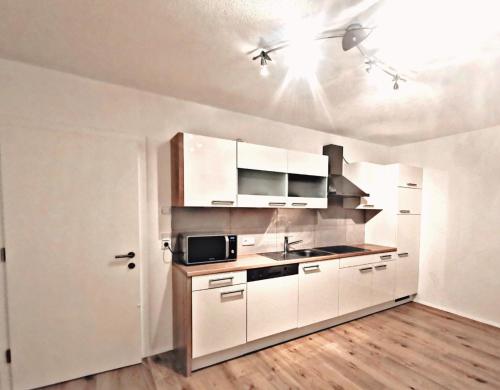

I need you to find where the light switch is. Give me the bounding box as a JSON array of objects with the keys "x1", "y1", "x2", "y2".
[{"x1": 241, "y1": 236, "x2": 255, "y2": 246}]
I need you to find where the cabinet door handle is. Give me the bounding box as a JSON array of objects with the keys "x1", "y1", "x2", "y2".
[
  {"x1": 398, "y1": 253, "x2": 409, "y2": 257},
  {"x1": 380, "y1": 255, "x2": 392, "y2": 260},
  {"x1": 268, "y1": 202, "x2": 286, "y2": 207},
  {"x1": 209, "y1": 276, "x2": 234, "y2": 286},
  {"x1": 211, "y1": 200, "x2": 234, "y2": 206},
  {"x1": 359, "y1": 267, "x2": 373, "y2": 272},
  {"x1": 375, "y1": 264, "x2": 387, "y2": 270},
  {"x1": 363, "y1": 204, "x2": 375, "y2": 208},
  {"x1": 220, "y1": 289, "x2": 245, "y2": 299},
  {"x1": 406, "y1": 183, "x2": 418, "y2": 187},
  {"x1": 303, "y1": 265, "x2": 320, "y2": 272},
  {"x1": 400, "y1": 210, "x2": 411, "y2": 214},
  {"x1": 292, "y1": 202, "x2": 308, "y2": 207}
]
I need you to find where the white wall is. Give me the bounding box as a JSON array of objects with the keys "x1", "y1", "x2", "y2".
[
  {"x1": 0, "y1": 58, "x2": 391, "y2": 360},
  {"x1": 391, "y1": 126, "x2": 500, "y2": 327}
]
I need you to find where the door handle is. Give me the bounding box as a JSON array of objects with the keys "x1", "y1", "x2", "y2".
[
  {"x1": 359, "y1": 267, "x2": 373, "y2": 272},
  {"x1": 211, "y1": 200, "x2": 234, "y2": 206},
  {"x1": 375, "y1": 264, "x2": 387, "y2": 270},
  {"x1": 400, "y1": 210, "x2": 411, "y2": 214},
  {"x1": 292, "y1": 202, "x2": 308, "y2": 207},
  {"x1": 303, "y1": 265, "x2": 320, "y2": 272},
  {"x1": 398, "y1": 253, "x2": 409, "y2": 257},
  {"x1": 115, "y1": 252, "x2": 135, "y2": 259}
]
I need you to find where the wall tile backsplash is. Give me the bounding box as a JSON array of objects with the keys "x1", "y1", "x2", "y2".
[{"x1": 171, "y1": 198, "x2": 366, "y2": 255}]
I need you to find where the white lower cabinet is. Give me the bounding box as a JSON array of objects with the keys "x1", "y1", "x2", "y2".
[
  {"x1": 247, "y1": 275, "x2": 298, "y2": 341},
  {"x1": 339, "y1": 260, "x2": 397, "y2": 315},
  {"x1": 339, "y1": 265, "x2": 373, "y2": 315},
  {"x1": 371, "y1": 261, "x2": 396, "y2": 305},
  {"x1": 298, "y1": 260, "x2": 339, "y2": 327},
  {"x1": 192, "y1": 284, "x2": 247, "y2": 358}
]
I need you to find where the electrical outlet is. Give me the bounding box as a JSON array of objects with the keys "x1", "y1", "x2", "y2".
[{"x1": 161, "y1": 238, "x2": 171, "y2": 251}]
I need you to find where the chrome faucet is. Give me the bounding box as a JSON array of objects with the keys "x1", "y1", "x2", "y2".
[{"x1": 284, "y1": 236, "x2": 303, "y2": 254}]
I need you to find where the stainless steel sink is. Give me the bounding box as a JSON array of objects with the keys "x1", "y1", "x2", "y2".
[{"x1": 259, "y1": 249, "x2": 331, "y2": 261}]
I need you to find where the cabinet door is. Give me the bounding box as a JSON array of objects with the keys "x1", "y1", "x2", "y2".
[
  {"x1": 287, "y1": 150, "x2": 328, "y2": 177},
  {"x1": 398, "y1": 165, "x2": 423, "y2": 189},
  {"x1": 371, "y1": 261, "x2": 396, "y2": 305},
  {"x1": 184, "y1": 133, "x2": 237, "y2": 207},
  {"x1": 247, "y1": 275, "x2": 298, "y2": 341},
  {"x1": 298, "y1": 260, "x2": 339, "y2": 327},
  {"x1": 238, "y1": 142, "x2": 287, "y2": 172},
  {"x1": 338, "y1": 266, "x2": 373, "y2": 315},
  {"x1": 192, "y1": 285, "x2": 247, "y2": 358},
  {"x1": 398, "y1": 187, "x2": 422, "y2": 214},
  {"x1": 395, "y1": 215, "x2": 421, "y2": 297}
]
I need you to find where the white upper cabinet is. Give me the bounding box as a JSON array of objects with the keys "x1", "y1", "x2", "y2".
[
  {"x1": 287, "y1": 150, "x2": 328, "y2": 177},
  {"x1": 397, "y1": 164, "x2": 423, "y2": 189},
  {"x1": 171, "y1": 133, "x2": 237, "y2": 207},
  {"x1": 237, "y1": 142, "x2": 287, "y2": 172},
  {"x1": 343, "y1": 162, "x2": 387, "y2": 210},
  {"x1": 398, "y1": 187, "x2": 422, "y2": 215}
]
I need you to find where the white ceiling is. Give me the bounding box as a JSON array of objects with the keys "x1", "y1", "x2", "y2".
[{"x1": 1, "y1": 0, "x2": 499, "y2": 145}]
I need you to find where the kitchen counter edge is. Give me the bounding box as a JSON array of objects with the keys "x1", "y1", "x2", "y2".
[{"x1": 173, "y1": 243, "x2": 397, "y2": 277}]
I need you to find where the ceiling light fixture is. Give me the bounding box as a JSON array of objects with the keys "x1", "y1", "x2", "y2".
[
  {"x1": 250, "y1": 23, "x2": 406, "y2": 89},
  {"x1": 253, "y1": 50, "x2": 272, "y2": 77}
]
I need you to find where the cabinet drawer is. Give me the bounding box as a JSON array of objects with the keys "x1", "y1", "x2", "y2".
[
  {"x1": 339, "y1": 254, "x2": 378, "y2": 269},
  {"x1": 192, "y1": 271, "x2": 246, "y2": 291},
  {"x1": 192, "y1": 285, "x2": 247, "y2": 358},
  {"x1": 398, "y1": 187, "x2": 422, "y2": 215}
]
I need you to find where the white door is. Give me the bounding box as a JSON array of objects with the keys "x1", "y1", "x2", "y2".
[
  {"x1": 1, "y1": 129, "x2": 142, "y2": 390},
  {"x1": 338, "y1": 265, "x2": 373, "y2": 315},
  {"x1": 247, "y1": 275, "x2": 298, "y2": 341},
  {"x1": 184, "y1": 133, "x2": 237, "y2": 207},
  {"x1": 298, "y1": 260, "x2": 339, "y2": 327},
  {"x1": 371, "y1": 261, "x2": 396, "y2": 305},
  {"x1": 395, "y1": 215, "x2": 421, "y2": 297},
  {"x1": 192, "y1": 285, "x2": 247, "y2": 358}
]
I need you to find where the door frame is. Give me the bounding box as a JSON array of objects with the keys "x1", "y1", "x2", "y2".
[{"x1": 0, "y1": 124, "x2": 149, "y2": 388}]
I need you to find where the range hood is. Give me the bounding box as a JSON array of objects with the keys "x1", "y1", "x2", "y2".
[{"x1": 322, "y1": 144, "x2": 369, "y2": 198}]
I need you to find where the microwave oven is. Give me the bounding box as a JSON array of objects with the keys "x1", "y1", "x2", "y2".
[{"x1": 178, "y1": 233, "x2": 237, "y2": 265}]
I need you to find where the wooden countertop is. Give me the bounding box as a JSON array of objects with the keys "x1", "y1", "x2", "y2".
[{"x1": 173, "y1": 243, "x2": 397, "y2": 277}]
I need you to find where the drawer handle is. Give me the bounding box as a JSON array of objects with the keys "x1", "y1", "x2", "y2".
[
  {"x1": 268, "y1": 202, "x2": 286, "y2": 206},
  {"x1": 398, "y1": 253, "x2": 409, "y2": 257},
  {"x1": 211, "y1": 200, "x2": 234, "y2": 206},
  {"x1": 400, "y1": 210, "x2": 411, "y2": 214},
  {"x1": 303, "y1": 265, "x2": 320, "y2": 272},
  {"x1": 292, "y1": 202, "x2": 308, "y2": 207},
  {"x1": 407, "y1": 183, "x2": 418, "y2": 187},
  {"x1": 220, "y1": 289, "x2": 245, "y2": 299},
  {"x1": 359, "y1": 267, "x2": 373, "y2": 272},
  {"x1": 380, "y1": 255, "x2": 392, "y2": 260},
  {"x1": 375, "y1": 264, "x2": 387, "y2": 270},
  {"x1": 209, "y1": 276, "x2": 234, "y2": 286}
]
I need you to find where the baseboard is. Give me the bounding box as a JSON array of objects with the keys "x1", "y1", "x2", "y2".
[{"x1": 415, "y1": 299, "x2": 500, "y2": 329}]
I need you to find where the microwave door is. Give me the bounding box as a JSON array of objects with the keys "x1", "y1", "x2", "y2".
[{"x1": 187, "y1": 236, "x2": 227, "y2": 264}]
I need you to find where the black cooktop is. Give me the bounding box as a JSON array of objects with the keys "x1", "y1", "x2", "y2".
[{"x1": 313, "y1": 245, "x2": 367, "y2": 254}]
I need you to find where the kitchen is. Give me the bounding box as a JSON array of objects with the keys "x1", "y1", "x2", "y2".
[{"x1": 0, "y1": 1, "x2": 500, "y2": 389}]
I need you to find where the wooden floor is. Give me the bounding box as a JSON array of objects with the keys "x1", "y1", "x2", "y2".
[{"x1": 42, "y1": 302, "x2": 500, "y2": 390}]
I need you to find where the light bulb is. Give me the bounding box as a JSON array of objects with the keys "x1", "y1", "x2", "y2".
[{"x1": 260, "y1": 64, "x2": 269, "y2": 77}]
